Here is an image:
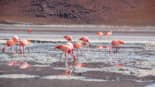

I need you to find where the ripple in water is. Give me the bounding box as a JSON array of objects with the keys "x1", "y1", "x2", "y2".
[
  {"x1": 42, "y1": 75, "x2": 107, "y2": 82},
  {"x1": 0, "y1": 74, "x2": 39, "y2": 79}
]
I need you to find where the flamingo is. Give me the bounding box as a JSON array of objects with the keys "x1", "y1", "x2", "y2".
[
  {"x1": 79, "y1": 36, "x2": 90, "y2": 50},
  {"x1": 19, "y1": 39, "x2": 32, "y2": 55},
  {"x1": 73, "y1": 41, "x2": 83, "y2": 49},
  {"x1": 79, "y1": 36, "x2": 90, "y2": 43},
  {"x1": 102, "y1": 31, "x2": 112, "y2": 41},
  {"x1": 73, "y1": 41, "x2": 83, "y2": 58},
  {"x1": 27, "y1": 28, "x2": 32, "y2": 34},
  {"x1": 103, "y1": 31, "x2": 112, "y2": 36},
  {"x1": 96, "y1": 32, "x2": 103, "y2": 37},
  {"x1": 12, "y1": 35, "x2": 20, "y2": 53},
  {"x1": 64, "y1": 35, "x2": 72, "y2": 42},
  {"x1": 2, "y1": 39, "x2": 16, "y2": 53},
  {"x1": 96, "y1": 32, "x2": 103, "y2": 40},
  {"x1": 111, "y1": 40, "x2": 125, "y2": 53},
  {"x1": 79, "y1": 36, "x2": 90, "y2": 47},
  {"x1": 56, "y1": 42, "x2": 77, "y2": 75},
  {"x1": 2, "y1": 35, "x2": 19, "y2": 53},
  {"x1": 12, "y1": 35, "x2": 19, "y2": 43},
  {"x1": 79, "y1": 36, "x2": 91, "y2": 59},
  {"x1": 110, "y1": 40, "x2": 125, "y2": 65}
]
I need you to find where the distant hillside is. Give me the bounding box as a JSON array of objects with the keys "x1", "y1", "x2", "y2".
[{"x1": 0, "y1": 0, "x2": 155, "y2": 25}]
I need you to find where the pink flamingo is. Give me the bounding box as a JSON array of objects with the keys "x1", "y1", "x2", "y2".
[
  {"x1": 103, "y1": 31, "x2": 112, "y2": 40},
  {"x1": 79, "y1": 36, "x2": 91, "y2": 58},
  {"x1": 56, "y1": 42, "x2": 77, "y2": 75},
  {"x1": 2, "y1": 39, "x2": 16, "y2": 53},
  {"x1": 73, "y1": 41, "x2": 84, "y2": 59},
  {"x1": 2, "y1": 35, "x2": 19, "y2": 53},
  {"x1": 64, "y1": 35, "x2": 73, "y2": 42},
  {"x1": 103, "y1": 31, "x2": 112, "y2": 36},
  {"x1": 27, "y1": 28, "x2": 32, "y2": 34},
  {"x1": 96, "y1": 32, "x2": 103, "y2": 40},
  {"x1": 73, "y1": 41, "x2": 83, "y2": 51},
  {"x1": 19, "y1": 39, "x2": 32, "y2": 55},
  {"x1": 110, "y1": 40, "x2": 125, "y2": 65},
  {"x1": 12, "y1": 35, "x2": 19, "y2": 43},
  {"x1": 12, "y1": 35, "x2": 20, "y2": 53},
  {"x1": 96, "y1": 32, "x2": 103, "y2": 37},
  {"x1": 79, "y1": 36, "x2": 90, "y2": 43},
  {"x1": 111, "y1": 40, "x2": 125, "y2": 53}
]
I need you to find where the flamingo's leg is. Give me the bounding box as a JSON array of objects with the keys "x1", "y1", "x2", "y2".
[
  {"x1": 19, "y1": 46, "x2": 25, "y2": 56},
  {"x1": 108, "y1": 47, "x2": 113, "y2": 64},
  {"x1": 71, "y1": 53, "x2": 78, "y2": 72},
  {"x1": 23, "y1": 46, "x2": 25, "y2": 56},
  {"x1": 19, "y1": 46, "x2": 22, "y2": 55},
  {"x1": 11, "y1": 46, "x2": 14, "y2": 54},
  {"x1": 15, "y1": 45, "x2": 18, "y2": 54},
  {"x1": 65, "y1": 53, "x2": 69, "y2": 71},
  {"x1": 9, "y1": 47, "x2": 12, "y2": 53},
  {"x1": 28, "y1": 47, "x2": 32, "y2": 56},
  {"x1": 60, "y1": 53, "x2": 64, "y2": 62},
  {"x1": 16, "y1": 45, "x2": 20, "y2": 55},
  {"x1": 64, "y1": 53, "x2": 72, "y2": 75},
  {"x1": 2, "y1": 47, "x2": 6, "y2": 53},
  {"x1": 26, "y1": 47, "x2": 30, "y2": 56}
]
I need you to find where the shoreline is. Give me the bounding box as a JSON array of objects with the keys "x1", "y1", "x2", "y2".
[{"x1": 0, "y1": 24, "x2": 155, "y2": 32}]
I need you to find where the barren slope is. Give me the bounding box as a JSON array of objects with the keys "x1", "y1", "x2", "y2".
[{"x1": 0, "y1": 0, "x2": 155, "y2": 25}]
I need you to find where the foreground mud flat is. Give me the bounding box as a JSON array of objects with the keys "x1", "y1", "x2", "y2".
[{"x1": 0, "y1": 62, "x2": 155, "y2": 87}]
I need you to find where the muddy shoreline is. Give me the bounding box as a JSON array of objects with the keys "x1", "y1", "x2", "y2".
[{"x1": 0, "y1": 62, "x2": 155, "y2": 87}]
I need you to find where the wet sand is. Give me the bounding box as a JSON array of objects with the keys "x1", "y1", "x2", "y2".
[{"x1": 0, "y1": 78, "x2": 150, "y2": 87}]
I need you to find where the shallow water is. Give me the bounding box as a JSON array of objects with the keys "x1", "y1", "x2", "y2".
[
  {"x1": 145, "y1": 83, "x2": 155, "y2": 87},
  {"x1": 0, "y1": 42, "x2": 155, "y2": 63},
  {"x1": 0, "y1": 42, "x2": 155, "y2": 78}
]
